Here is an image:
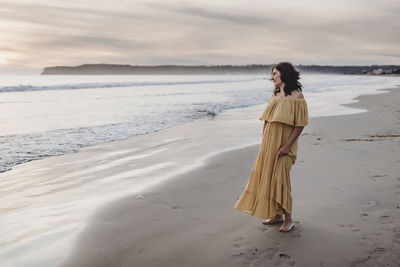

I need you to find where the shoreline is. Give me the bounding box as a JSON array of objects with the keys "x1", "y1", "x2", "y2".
[
  {"x1": 1, "y1": 74, "x2": 398, "y2": 174},
  {"x1": 59, "y1": 87, "x2": 400, "y2": 267}
]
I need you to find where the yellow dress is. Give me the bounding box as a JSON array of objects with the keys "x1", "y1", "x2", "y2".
[{"x1": 234, "y1": 96, "x2": 309, "y2": 219}]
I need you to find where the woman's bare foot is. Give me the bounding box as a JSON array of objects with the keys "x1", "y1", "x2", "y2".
[
  {"x1": 279, "y1": 212, "x2": 295, "y2": 232},
  {"x1": 262, "y1": 214, "x2": 284, "y2": 225},
  {"x1": 279, "y1": 220, "x2": 295, "y2": 232}
]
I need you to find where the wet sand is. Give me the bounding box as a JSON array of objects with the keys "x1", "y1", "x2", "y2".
[{"x1": 59, "y1": 87, "x2": 400, "y2": 267}]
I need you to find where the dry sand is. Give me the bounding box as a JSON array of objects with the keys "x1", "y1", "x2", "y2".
[{"x1": 59, "y1": 87, "x2": 400, "y2": 267}]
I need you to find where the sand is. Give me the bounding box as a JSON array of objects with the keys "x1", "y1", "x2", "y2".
[{"x1": 58, "y1": 87, "x2": 400, "y2": 267}]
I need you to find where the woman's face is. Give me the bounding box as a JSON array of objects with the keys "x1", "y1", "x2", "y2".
[{"x1": 270, "y1": 68, "x2": 284, "y2": 88}]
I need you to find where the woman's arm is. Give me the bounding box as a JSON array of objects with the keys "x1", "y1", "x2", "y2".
[{"x1": 278, "y1": 126, "x2": 304, "y2": 156}]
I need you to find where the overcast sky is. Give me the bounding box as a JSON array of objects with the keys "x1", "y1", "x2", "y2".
[{"x1": 0, "y1": 0, "x2": 399, "y2": 74}]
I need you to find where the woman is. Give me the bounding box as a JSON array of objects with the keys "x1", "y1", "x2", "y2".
[{"x1": 234, "y1": 62, "x2": 308, "y2": 232}]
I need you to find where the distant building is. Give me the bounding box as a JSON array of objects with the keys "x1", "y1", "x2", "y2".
[
  {"x1": 372, "y1": 68, "x2": 383, "y2": 75},
  {"x1": 370, "y1": 68, "x2": 399, "y2": 75}
]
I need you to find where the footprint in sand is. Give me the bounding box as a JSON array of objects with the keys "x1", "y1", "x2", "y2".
[
  {"x1": 350, "y1": 247, "x2": 387, "y2": 267},
  {"x1": 232, "y1": 247, "x2": 273, "y2": 261},
  {"x1": 364, "y1": 200, "x2": 378, "y2": 207},
  {"x1": 337, "y1": 223, "x2": 361, "y2": 233},
  {"x1": 379, "y1": 215, "x2": 393, "y2": 225},
  {"x1": 232, "y1": 243, "x2": 240, "y2": 249},
  {"x1": 368, "y1": 247, "x2": 388, "y2": 262},
  {"x1": 261, "y1": 248, "x2": 279, "y2": 260},
  {"x1": 337, "y1": 224, "x2": 353, "y2": 227},
  {"x1": 362, "y1": 200, "x2": 381, "y2": 212},
  {"x1": 360, "y1": 212, "x2": 369, "y2": 222},
  {"x1": 275, "y1": 252, "x2": 297, "y2": 266},
  {"x1": 232, "y1": 237, "x2": 244, "y2": 248},
  {"x1": 279, "y1": 253, "x2": 291, "y2": 258},
  {"x1": 370, "y1": 174, "x2": 389, "y2": 182},
  {"x1": 392, "y1": 229, "x2": 400, "y2": 244},
  {"x1": 232, "y1": 232, "x2": 299, "y2": 265},
  {"x1": 232, "y1": 247, "x2": 285, "y2": 264}
]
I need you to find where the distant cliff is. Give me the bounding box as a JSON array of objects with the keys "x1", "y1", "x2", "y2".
[
  {"x1": 40, "y1": 64, "x2": 400, "y2": 75},
  {"x1": 41, "y1": 64, "x2": 272, "y2": 75}
]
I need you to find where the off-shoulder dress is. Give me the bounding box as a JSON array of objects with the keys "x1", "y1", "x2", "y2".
[{"x1": 234, "y1": 96, "x2": 309, "y2": 219}]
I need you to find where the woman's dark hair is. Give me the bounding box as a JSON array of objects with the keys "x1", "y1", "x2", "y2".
[{"x1": 270, "y1": 62, "x2": 302, "y2": 96}]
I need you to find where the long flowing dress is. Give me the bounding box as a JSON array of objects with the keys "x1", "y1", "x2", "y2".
[{"x1": 234, "y1": 96, "x2": 309, "y2": 219}]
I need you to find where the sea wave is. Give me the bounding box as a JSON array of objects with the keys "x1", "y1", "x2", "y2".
[{"x1": 0, "y1": 77, "x2": 265, "y2": 93}]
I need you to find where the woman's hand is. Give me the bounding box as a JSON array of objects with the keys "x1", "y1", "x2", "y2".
[{"x1": 278, "y1": 145, "x2": 290, "y2": 157}]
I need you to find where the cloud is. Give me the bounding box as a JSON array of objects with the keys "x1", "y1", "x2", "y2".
[
  {"x1": 0, "y1": 0, "x2": 399, "y2": 73},
  {"x1": 156, "y1": 5, "x2": 271, "y2": 25}
]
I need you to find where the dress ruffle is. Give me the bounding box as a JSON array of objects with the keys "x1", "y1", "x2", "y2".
[
  {"x1": 234, "y1": 154, "x2": 293, "y2": 219},
  {"x1": 259, "y1": 97, "x2": 308, "y2": 127}
]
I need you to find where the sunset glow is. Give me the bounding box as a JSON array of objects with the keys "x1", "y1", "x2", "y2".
[{"x1": 0, "y1": 0, "x2": 399, "y2": 74}]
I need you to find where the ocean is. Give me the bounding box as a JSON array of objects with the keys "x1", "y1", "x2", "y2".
[{"x1": 1, "y1": 73, "x2": 399, "y2": 173}]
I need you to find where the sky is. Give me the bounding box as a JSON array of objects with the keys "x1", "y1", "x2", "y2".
[{"x1": 0, "y1": 0, "x2": 399, "y2": 74}]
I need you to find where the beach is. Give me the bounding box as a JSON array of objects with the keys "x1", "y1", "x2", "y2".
[
  {"x1": 1, "y1": 80, "x2": 399, "y2": 267},
  {"x1": 54, "y1": 87, "x2": 400, "y2": 267}
]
